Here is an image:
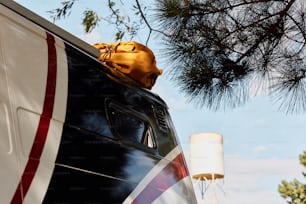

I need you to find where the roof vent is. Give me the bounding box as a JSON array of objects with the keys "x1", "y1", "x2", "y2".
[{"x1": 153, "y1": 105, "x2": 169, "y2": 132}]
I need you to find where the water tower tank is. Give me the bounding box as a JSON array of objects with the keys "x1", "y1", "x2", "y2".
[{"x1": 189, "y1": 132, "x2": 224, "y2": 180}]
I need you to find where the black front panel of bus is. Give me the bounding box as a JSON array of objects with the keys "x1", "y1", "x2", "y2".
[{"x1": 43, "y1": 43, "x2": 176, "y2": 203}]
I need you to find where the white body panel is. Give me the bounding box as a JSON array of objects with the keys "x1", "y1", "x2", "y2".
[{"x1": 0, "y1": 3, "x2": 67, "y2": 203}]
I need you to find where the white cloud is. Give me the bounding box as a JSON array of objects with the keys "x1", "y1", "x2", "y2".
[
  {"x1": 79, "y1": 30, "x2": 103, "y2": 45},
  {"x1": 189, "y1": 155, "x2": 304, "y2": 204},
  {"x1": 152, "y1": 77, "x2": 189, "y2": 111},
  {"x1": 252, "y1": 145, "x2": 268, "y2": 154}
]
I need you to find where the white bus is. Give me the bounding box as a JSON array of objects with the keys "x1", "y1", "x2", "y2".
[{"x1": 0, "y1": 0, "x2": 196, "y2": 203}]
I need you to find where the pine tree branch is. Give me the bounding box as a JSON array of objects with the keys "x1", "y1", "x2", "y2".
[{"x1": 134, "y1": 0, "x2": 168, "y2": 45}]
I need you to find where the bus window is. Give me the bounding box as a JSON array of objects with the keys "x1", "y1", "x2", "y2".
[{"x1": 107, "y1": 103, "x2": 156, "y2": 149}]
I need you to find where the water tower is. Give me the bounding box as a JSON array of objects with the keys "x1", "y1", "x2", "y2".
[{"x1": 189, "y1": 132, "x2": 225, "y2": 204}]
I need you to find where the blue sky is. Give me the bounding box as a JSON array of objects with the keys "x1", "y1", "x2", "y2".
[{"x1": 15, "y1": 0, "x2": 306, "y2": 203}]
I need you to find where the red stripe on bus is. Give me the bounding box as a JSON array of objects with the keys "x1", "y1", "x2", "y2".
[
  {"x1": 11, "y1": 33, "x2": 57, "y2": 204},
  {"x1": 131, "y1": 153, "x2": 188, "y2": 204}
]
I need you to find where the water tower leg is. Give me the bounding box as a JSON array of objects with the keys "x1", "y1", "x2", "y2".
[
  {"x1": 212, "y1": 174, "x2": 217, "y2": 204},
  {"x1": 201, "y1": 180, "x2": 204, "y2": 200}
]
